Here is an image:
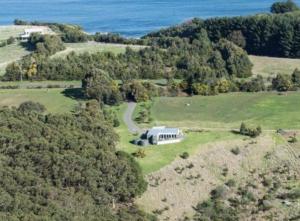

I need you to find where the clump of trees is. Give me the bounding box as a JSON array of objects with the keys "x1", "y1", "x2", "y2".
[
  {"x1": 145, "y1": 1, "x2": 300, "y2": 58},
  {"x1": 272, "y1": 68, "x2": 300, "y2": 91},
  {"x1": 239, "y1": 122, "x2": 262, "y2": 138},
  {"x1": 3, "y1": 28, "x2": 252, "y2": 87},
  {"x1": 271, "y1": 0, "x2": 299, "y2": 14},
  {"x1": 28, "y1": 33, "x2": 66, "y2": 56},
  {"x1": 0, "y1": 102, "x2": 154, "y2": 221}
]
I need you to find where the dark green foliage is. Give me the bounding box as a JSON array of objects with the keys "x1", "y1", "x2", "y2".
[
  {"x1": 28, "y1": 33, "x2": 65, "y2": 56},
  {"x1": 0, "y1": 104, "x2": 150, "y2": 220},
  {"x1": 240, "y1": 75, "x2": 265, "y2": 92},
  {"x1": 193, "y1": 186, "x2": 238, "y2": 221},
  {"x1": 271, "y1": 0, "x2": 299, "y2": 14},
  {"x1": 18, "y1": 101, "x2": 46, "y2": 113},
  {"x1": 292, "y1": 68, "x2": 300, "y2": 86},
  {"x1": 3, "y1": 62, "x2": 23, "y2": 81},
  {"x1": 180, "y1": 152, "x2": 189, "y2": 159},
  {"x1": 82, "y1": 68, "x2": 122, "y2": 105},
  {"x1": 145, "y1": 3, "x2": 300, "y2": 58},
  {"x1": 239, "y1": 123, "x2": 262, "y2": 138},
  {"x1": 231, "y1": 147, "x2": 240, "y2": 155},
  {"x1": 4, "y1": 30, "x2": 252, "y2": 84},
  {"x1": 272, "y1": 74, "x2": 293, "y2": 91},
  {"x1": 121, "y1": 80, "x2": 158, "y2": 102}
]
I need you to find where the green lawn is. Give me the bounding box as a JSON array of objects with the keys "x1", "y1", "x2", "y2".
[
  {"x1": 0, "y1": 88, "x2": 78, "y2": 113},
  {"x1": 115, "y1": 104, "x2": 240, "y2": 174},
  {"x1": 150, "y1": 92, "x2": 300, "y2": 130},
  {"x1": 250, "y1": 55, "x2": 300, "y2": 78},
  {"x1": 52, "y1": 42, "x2": 144, "y2": 58}
]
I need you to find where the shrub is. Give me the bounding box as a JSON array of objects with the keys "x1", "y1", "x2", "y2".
[
  {"x1": 231, "y1": 147, "x2": 240, "y2": 155},
  {"x1": 239, "y1": 123, "x2": 262, "y2": 138},
  {"x1": 18, "y1": 101, "x2": 46, "y2": 113},
  {"x1": 180, "y1": 152, "x2": 189, "y2": 159},
  {"x1": 132, "y1": 149, "x2": 146, "y2": 158},
  {"x1": 226, "y1": 179, "x2": 236, "y2": 187}
]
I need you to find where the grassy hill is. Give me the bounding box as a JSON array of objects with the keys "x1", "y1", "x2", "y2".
[{"x1": 149, "y1": 92, "x2": 300, "y2": 130}]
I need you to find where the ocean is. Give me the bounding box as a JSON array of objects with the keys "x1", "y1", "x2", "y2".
[{"x1": 1, "y1": 0, "x2": 300, "y2": 37}]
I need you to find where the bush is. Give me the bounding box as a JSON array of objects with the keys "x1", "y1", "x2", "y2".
[
  {"x1": 271, "y1": 0, "x2": 299, "y2": 14},
  {"x1": 239, "y1": 123, "x2": 262, "y2": 138},
  {"x1": 180, "y1": 152, "x2": 189, "y2": 159},
  {"x1": 226, "y1": 179, "x2": 236, "y2": 187},
  {"x1": 132, "y1": 149, "x2": 147, "y2": 158},
  {"x1": 231, "y1": 147, "x2": 240, "y2": 155},
  {"x1": 18, "y1": 101, "x2": 46, "y2": 113}
]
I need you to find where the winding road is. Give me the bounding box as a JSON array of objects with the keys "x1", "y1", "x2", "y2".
[{"x1": 123, "y1": 102, "x2": 143, "y2": 134}]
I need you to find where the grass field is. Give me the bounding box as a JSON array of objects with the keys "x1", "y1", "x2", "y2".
[
  {"x1": 250, "y1": 55, "x2": 300, "y2": 78},
  {"x1": 115, "y1": 104, "x2": 240, "y2": 174},
  {"x1": 149, "y1": 92, "x2": 300, "y2": 130},
  {"x1": 52, "y1": 42, "x2": 144, "y2": 58},
  {"x1": 0, "y1": 88, "x2": 78, "y2": 113}
]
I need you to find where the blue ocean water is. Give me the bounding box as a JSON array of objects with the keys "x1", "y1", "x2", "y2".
[{"x1": 1, "y1": 0, "x2": 300, "y2": 37}]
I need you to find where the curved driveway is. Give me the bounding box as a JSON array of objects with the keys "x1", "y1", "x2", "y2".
[{"x1": 123, "y1": 102, "x2": 142, "y2": 134}]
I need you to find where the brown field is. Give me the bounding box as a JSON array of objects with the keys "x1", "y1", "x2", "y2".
[
  {"x1": 250, "y1": 55, "x2": 300, "y2": 78},
  {"x1": 136, "y1": 132, "x2": 300, "y2": 220}
]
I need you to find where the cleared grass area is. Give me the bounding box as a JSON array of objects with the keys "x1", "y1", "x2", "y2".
[
  {"x1": 0, "y1": 43, "x2": 30, "y2": 75},
  {"x1": 52, "y1": 41, "x2": 144, "y2": 58},
  {"x1": 115, "y1": 103, "x2": 240, "y2": 174},
  {"x1": 250, "y1": 55, "x2": 300, "y2": 78},
  {"x1": 150, "y1": 92, "x2": 300, "y2": 130},
  {"x1": 0, "y1": 88, "x2": 78, "y2": 113}
]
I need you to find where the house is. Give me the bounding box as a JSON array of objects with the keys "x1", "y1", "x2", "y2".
[
  {"x1": 145, "y1": 126, "x2": 184, "y2": 145},
  {"x1": 20, "y1": 27, "x2": 47, "y2": 42}
]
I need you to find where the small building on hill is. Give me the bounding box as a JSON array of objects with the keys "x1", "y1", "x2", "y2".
[
  {"x1": 20, "y1": 27, "x2": 48, "y2": 41},
  {"x1": 145, "y1": 126, "x2": 184, "y2": 145}
]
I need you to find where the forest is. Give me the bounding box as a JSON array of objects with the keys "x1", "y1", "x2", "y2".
[
  {"x1": 0, "y1": 101, "x2": 155, "y2": 221},
  {"x1": 145, "y1": 0, "x2": 300, "y2": 58}
]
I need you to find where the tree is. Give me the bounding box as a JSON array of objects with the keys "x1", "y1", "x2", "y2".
[
  {"x1": 227, "y1": 30, "x2": 246, "y2": 48},
  {"x1": 292, "y1": 68, "x2": 300, "y2": 86},
  {"x1": 4, "y1": 62, "x2": 23, "y2": 81},
  {"x1": 82, "y1": 68, "x2": 122, "y2": 105},
  {"x1": 272, "y1": 74, "x2": 293, "y2": 91},
  {"x1": 271, "y1": 0, "x2": 299, "y2": 14}
]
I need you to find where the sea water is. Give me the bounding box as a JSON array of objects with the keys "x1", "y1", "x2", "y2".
[{"x1": 1, "y1": 0, "x2": 300, "y2": 37}]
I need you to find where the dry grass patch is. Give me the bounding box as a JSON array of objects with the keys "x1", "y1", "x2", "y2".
[
  {"x1": 136, "y1": 134, "x2": 276, "y2": 220},
  {"x1": 250, "y1": 55, "x2": 300, "y2": 78}
]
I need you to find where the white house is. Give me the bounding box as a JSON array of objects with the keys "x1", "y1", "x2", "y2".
[
  {"x1": 146, "y1": 126, "x2": 184, "y2": 145},
  {"x1": 20, "y1": 27, "x2": 47, "y2": 41}
]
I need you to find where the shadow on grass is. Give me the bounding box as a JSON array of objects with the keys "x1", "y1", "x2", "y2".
[{"x1": 61, "y1": 88, "x2": 86, "y2": 100}]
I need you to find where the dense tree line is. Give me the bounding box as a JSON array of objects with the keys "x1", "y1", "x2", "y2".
[
  {"x1": 145, "y1": 1, "x2": 300, "y2": 58},
  {"x1": 3, "y1": 29, "x2": 252, "y2": 84},
  {"x1": 0, "y1": 101, "x2": 155, "y2": 221},
  {"x1": 271, "y1": 0, "x2": 299, "y2": 14}
]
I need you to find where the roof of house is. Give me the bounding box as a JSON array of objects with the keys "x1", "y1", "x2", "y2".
[{"x1": 147, "y1": 126, "x2": 180, "y2": 137}]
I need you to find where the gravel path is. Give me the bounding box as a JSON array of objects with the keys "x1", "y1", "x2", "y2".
[{"x1": 123, "y1": 102, "x2": 142, "y2": 134}]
